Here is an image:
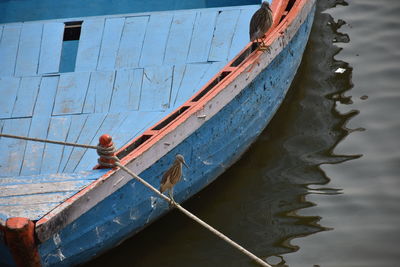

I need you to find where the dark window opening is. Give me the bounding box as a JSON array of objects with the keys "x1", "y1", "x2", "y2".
[
  {"x1": 59, "y1": 21, "x2": 82, "y2": 73},
  {"x1": 117, "y1": 135, "x2": 153, "y2": 159},
  {"x1": 63, "y1": 21, "x2": 82, "y2": 41},
  {"x1": 152, "y1": 106, "x2": 190, "y2": 131},
  {"x1": 192, "y1": 71, "x2": 231, "y2": 102}
]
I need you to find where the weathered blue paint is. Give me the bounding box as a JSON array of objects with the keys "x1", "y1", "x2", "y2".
[
  {"x1": 38, "y1": 6, "x2": 315, "y2": 266},
  {"x1": 0, "y1": 77, "x2": 19, "y2": 119},
  {"x1": 0, "y1": 170, "x2": 108, "y2": 223},
  {"x1": 11, "y1": 77, "x2": 41, "y2": 118},
  {"x1": 14, "y1": 23, "x2": 43, "y2": 76},
  {"x1": 38, "y1": 23, "x2": 64, "y2": 74},
  {"x1": 209, "y1": 9, "x2": 241, "y2": 61},
  {"x1": 0, "y1": 24, "x2": 21, "y2": 77}
]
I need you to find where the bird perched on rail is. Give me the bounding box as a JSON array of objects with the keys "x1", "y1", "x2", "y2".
[
  {"x1": 160, "y1": 154, "x2": 188, "y2": 205},
  {"x1": 249, "y1": 1, "x2": 273, "y2": 52}
]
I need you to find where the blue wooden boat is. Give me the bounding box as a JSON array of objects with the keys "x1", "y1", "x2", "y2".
[{"x1": 0, "y1": 0, "x2": 316, "y2": 265}]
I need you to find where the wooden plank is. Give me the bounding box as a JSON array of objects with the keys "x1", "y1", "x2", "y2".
[
  {"x1": 1, "y1": 180, "x2": 90, "y2": 197},
  {"x1": 40, "y1": 116, "x2": 71, "y2": 174},
  {"x1": 15, "y1": 22, "x2": 43, "y2": 76},
  {"x1": 20, "y1": 76, "x2": 59, "y2": 175},
  {"x1": 170, "y1": 64, "x2": 186, "y2": 109},
  {"x1": 97, "y1": 18, "x2": 125, "y2": 71},
  {"x1": 229, "y1": 6, "x2": 259, "y2": 60},
  {"x1": 38, "y1": 22, "x2": 64, "y2": 74},
  {"x1": 0, "y1": 170, "x2": 107, "y2": 185},
  {"x1": 0, "y1": 192, "x2": 73, "y2": 206},
  {"x1": 111, "y1": 110, "x2": 165, "y2": 148},
  {"x1": 187, "y1": 11, "x2": 218, "y2": 63},
  {"x1": 75, "y1": 19, "x2": 105, "y2": 72},
  {"x1": 0, "y1": 118, "x2": 31, "y2": 177},
  {"x1": 75, "y1": 112, "x2": 128, "y2": 171},
  {"x1": 109, "y1": 68, "x2": 143, "y2": 112},
  {"x1": 0, "y1": 77, "x2": 20, "y2": 119},
  {"x1": 58, "y1": 114, "x2": 88, "y2": 173},
  {"x1": 115, "y1": 16, "x2": 148, "y2": 69},
  {"x1": 32, "y1": 75, "x2": 59, "y2": 116},
  {"x1": 20, "y1": 116, "x2": 51, "y2": 176},
  {"x1": 139, "y1": 13, "x2": 173, "y2": 67},
  {"x1": 164, "y1": 12, "x2": 196, "y2": 65},
  {"x1": 11, "y1": 76, "x2": 41, "y2": 118},
  {"x1": 83, "y1": 71, "x2": 115, "y2": 114},
  {"x1": 140, "y1": 66, "x2": 173, "y2": 111},
  {"x1": 0, "y1": 24, "x2": 21, "y2": 77},
  {"x1": 0, "y1": 26, "x2": 3, "y2": 41},
  {"x1": 208, "y1": 9, "x2": 240, "y2": 62},
  {"x1": 173, "y1": 63, "x2": 209, "y2": 106},
  {"x1": 53, "y1": 72, "x2": 90, "y2": 115},
  {"x1": 62, "y1": 113, "x2": 106, "y2": 173}
]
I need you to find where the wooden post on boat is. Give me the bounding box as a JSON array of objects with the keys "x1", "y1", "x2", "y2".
[
  {"x1": 97, "y1": 134, "x2": 118, "y2": 169},
  {"x1": 4, "y1": 217, "x2": 41, "y2": 267}
]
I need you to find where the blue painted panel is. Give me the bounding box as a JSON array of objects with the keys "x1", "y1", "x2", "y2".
[
  {"x1": 229, "y1": 6, "x2": 258, "y2": 59},
  {"x1": 164, "y1": 12, "x2": 196, "y2": 65},
  {"x1": 0, "y1": 118, "x2": 31, "y2": 177},
  {"x1": 37, "y1": 8, "x2": 316, "y2": 265},
  {"x1": 97, "y1": 18, "x2": 125, "y2": 71},
  {"x1": 173, "y1": 63, "x2": 210, "y2": 106},
  {"x1": 21, "y1": 76, "x2": 59, "y2": 175},
  {"x1": 140, "y1": 66, "x2": 173, "y2": 111},
  {"x1": 15, "y1": 22, "x2": 43, "y2": 76},
  {"x1": 0, "y1": 24, "x2": 21, "y2": 77},
  {"x1": 0, "y1": 77, "x2": 20, "y2": 119},
  {"x1": 58, "y1": 114, "x2": 88, "y2": 173},
  {"x1": 208, "y1": 9, "x2": 240, "y2": 61},
  {"x1": 170, "y1": 64, "x2": 186, "y2": 107},
  {"x1": 75, "y1": 19, "x2": 105, "y2": 72},
  {"x1": 33, "y1": 76, "x2": 59, "y2": 116},
  {"x1": 109, "y1": 69, "x2": 143, "y2": 112},
  {"x1": 63, "y1": 113, "x2": 106, "y2": 173},
  {"x1": 115, "y1": 16, "x2": 149, "y2": 69},
  {"x1": 83, "y1": 71, "x2": 116, "y2": 113},
  {"x1": 53, "y1": 72, "x2": 90, "y2": 115},
  {"x1": 187, "y1": 10, "x2": 218, "y2": 63},
  {"x1": 139, "y1": 13, "x2": 173, "y2": 67},
  {"x1": 41, "y1": 116, "x2": 71, "y2": 174},
  {"x1": 11, "y1": 76, "x2": 41, "y2": 118},
  {"x1": 110, "y1": 110, "x2": 165, "y2": 149},
  {"x1": 38, "y1": 22, "x2": 64, "y2": 74}
]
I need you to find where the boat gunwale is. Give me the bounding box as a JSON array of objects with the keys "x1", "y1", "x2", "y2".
[{"x1": 31, "y1": 0, "x2": 316, "y2": 242}]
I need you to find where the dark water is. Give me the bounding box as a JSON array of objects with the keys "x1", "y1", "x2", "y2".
[{"x1": 86, "y1": 0, "x2": 400, "y2": 266}]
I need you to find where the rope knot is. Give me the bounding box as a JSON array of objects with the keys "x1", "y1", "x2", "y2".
[{"x1": 97, "y1": 134, "x2": 119, "y2": 168}]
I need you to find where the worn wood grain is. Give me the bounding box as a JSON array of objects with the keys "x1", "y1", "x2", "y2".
[
  {"x1": 11, "y1": 76, "x2": 41, "y2": 118},
  {"x1": 75, "y1": 19, "x2": 105, "y2": 72},
  {"x1": 0, "y1": 77, "x2": 20, "y2": 119},
  {"x1": 38, "y1": 22, "x2": 64, "y2": 74},
  {"x1": 97, "y1": 18, "x2": 125, "y2": 71},
  {"x1": 0, "y1": 24, "x2": 21, "y2": 77},
  {"x1": 115, "y1": 16, "x2": 149, "y2": 69},
  {"x1": 208, "y1": 9, "x2": 240, "y2": 61}
]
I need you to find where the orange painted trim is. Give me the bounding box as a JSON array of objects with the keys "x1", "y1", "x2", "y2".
[
  {"x1": 4, "y1": 218, "x2": 41, "y2": 267},
  {"x1": 36, "y1": 0, "x2": 312, "y2": 229}
]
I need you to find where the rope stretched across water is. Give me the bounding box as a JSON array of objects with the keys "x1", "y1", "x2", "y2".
[{"x1": 0, "y1": 132, "x2": 271, "y2": 266}]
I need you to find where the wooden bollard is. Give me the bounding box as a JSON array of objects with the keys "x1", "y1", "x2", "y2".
[
  {"x1": 97, "y1": 134, "x2": 118, "y2": 169},
  {"x1": 4, "y1": 217, "x2": 41, "y2": 267}
]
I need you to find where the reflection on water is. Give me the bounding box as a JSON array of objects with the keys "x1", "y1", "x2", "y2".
[{"x1": 87, "y1": 0, "x2": 400, "y2": 266}]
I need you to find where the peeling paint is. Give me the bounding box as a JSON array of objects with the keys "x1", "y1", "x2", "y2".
[{"x1": 53, "y1": 233, "x2": 61, "y2": 247}]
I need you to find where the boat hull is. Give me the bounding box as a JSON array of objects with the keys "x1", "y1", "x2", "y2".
[{"x1": 34, "y1": 2, "x2": 316, "y2": 266}]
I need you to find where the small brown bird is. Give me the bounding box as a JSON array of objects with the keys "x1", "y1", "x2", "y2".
[
  {"x1": 160, "y1": 154, "x2": 188, "y2": 204},
  {"x1": 249, "y1": 1, "x2": 273, "y2": 51}
]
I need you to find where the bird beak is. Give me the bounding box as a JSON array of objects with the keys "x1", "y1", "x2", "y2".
[{"x1": 182, "y1": 160, "x2": 189, "y2": 169}]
